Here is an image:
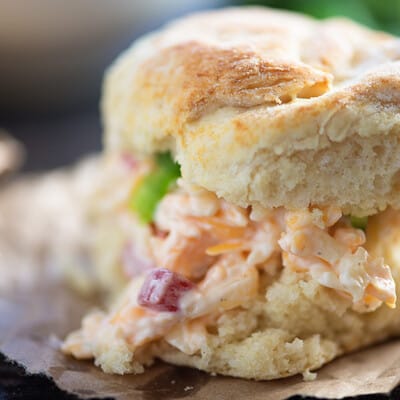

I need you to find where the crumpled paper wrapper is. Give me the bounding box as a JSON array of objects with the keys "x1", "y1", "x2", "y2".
[{"x1": 1, "y1": 157, "x2": 400, "y2": 399}]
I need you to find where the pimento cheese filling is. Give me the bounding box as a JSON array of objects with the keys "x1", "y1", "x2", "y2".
[{"x1": 62, "y1": 155, "x2": 397, "y2": 370}]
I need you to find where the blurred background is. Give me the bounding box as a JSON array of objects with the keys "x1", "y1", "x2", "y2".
[{"x1": 1, "y1": 0, "x2": 399, "y2": 171}]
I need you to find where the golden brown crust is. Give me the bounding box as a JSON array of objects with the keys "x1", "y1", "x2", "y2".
[
  {"x1": 142, "y1": 42, "x2": 332, "y2": 122},
  {"x1": 103, "y1": 7, "x2": 400, "y2": 214}
]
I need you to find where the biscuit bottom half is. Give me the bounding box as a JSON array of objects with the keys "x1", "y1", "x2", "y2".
[{"x1": 62, "y1": 154, "x2": 400, "y2": 380}]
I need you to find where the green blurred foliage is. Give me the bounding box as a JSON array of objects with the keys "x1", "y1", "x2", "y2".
[{"x1": 237, "y1": 0, "x2": 400, "y2": 34}]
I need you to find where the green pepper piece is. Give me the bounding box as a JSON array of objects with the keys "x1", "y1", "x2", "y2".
[
  {"x1": 350, "y1": 215, "x2": 368, "y2": 231},
  {"x1": 130, "y1": 152, "x2": 181, "y2": 223}
]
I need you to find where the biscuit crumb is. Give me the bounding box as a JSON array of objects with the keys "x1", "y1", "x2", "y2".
[{"x1": 302, "y1": 369, "x2": 317, "y2": 381}]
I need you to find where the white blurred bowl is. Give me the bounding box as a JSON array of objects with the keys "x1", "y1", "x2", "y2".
[{"x1": 0, "y1": 0, "x2": 224, "y2": 114}]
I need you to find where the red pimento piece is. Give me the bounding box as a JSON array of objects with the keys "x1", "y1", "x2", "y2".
[
  {"x1": 137, "y1": 268, "x2": 195, "y2": 312},
  {"x1": 121, "y1": 152, "x2": 138, "y2": 170}
]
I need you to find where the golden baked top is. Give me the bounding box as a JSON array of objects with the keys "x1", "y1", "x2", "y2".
[{"x1": 102, "y1": 7, "x2": 400, "y2": 215}]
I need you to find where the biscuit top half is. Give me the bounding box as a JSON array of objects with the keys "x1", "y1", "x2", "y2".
[{"x1": 102, "y1": 7, "x2": 400, "y2": 216}]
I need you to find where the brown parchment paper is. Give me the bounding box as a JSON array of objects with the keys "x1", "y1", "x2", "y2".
[{"x1": 1, "y1": 160, "x2": 400, "y2": 400}]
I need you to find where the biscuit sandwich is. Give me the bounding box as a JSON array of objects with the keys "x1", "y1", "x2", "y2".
[{"x1": 63, "y1": 7, "x2": 400, "y2": 380}]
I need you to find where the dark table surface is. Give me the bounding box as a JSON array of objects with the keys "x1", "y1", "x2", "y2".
[
  {"x1": 1, "y1": 108, "x2": 102, "y2": 173},
  {"x1": 0, "y1": 354, "x2": 83, "y2": 400}
]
